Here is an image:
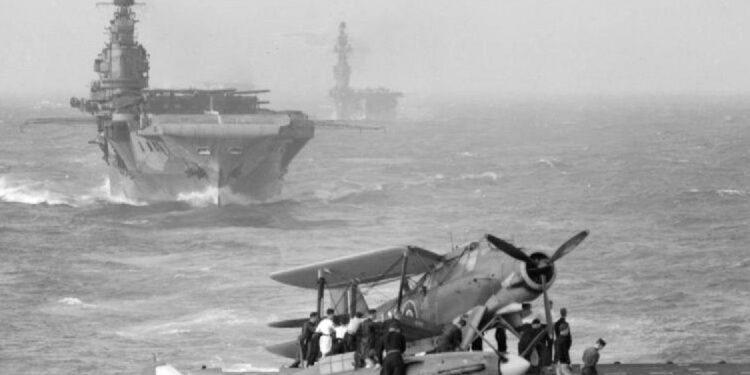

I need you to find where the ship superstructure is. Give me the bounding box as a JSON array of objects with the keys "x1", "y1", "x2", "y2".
[
  {"x1": 70, "y1": 0, "x2": 314, "y2": 203},
  {"x1": 329, "y1": 22, "x2": 402, "y2": 121}
]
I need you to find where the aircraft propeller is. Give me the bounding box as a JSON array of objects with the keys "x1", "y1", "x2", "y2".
[
  {"x1": 485, "y1": 231, "x2": 589, "y2": 342},
  {"x1": 486, "y1": 230, "x2": 589, "y2": 274}
]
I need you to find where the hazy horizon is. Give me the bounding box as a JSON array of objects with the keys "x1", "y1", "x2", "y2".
[{"x1": 3, "y1": 1, "x2": 750, "y2": 107}]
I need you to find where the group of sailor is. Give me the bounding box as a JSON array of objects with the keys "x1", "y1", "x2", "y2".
[
  {"x1": 297, "y1": 305, "x2": 606, "y2": 375},
  {"x1": 511, "y1": 305, "x2": 606, "y2": 375},
  {"x1": 297, "y1": 308, "x2": 385, "y2": 369}
]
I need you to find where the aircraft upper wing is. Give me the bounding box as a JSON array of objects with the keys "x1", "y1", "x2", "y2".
[{"x1": 270, "y1": 246, "x2": 443, "y2": 289}]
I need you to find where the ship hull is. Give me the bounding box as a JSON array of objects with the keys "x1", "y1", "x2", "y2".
[{"x1": 105, "y1": 114, "x2": 313, "y2": 204}]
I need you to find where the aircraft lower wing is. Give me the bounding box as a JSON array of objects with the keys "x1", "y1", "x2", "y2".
[
  {"x1": 268, "y1": 318, "x2": 308, "y2": 328},
  {"x1": 270, "y1": 246, "x2": 443, "y2": 289},
  {"x1": 265, "y1": 339, "x2": 299, "y2": 359}
]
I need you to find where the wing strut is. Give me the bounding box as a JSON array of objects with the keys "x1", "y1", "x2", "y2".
[
  {"x1": 348, "y1": 283, "x2": 358, "y2": 316},
  {"x1": 317, "y1": 269, "x2": 326, "y2": 317},
  {"x1": 396, "y1": 249, "x2": 410, "y2": 311}
]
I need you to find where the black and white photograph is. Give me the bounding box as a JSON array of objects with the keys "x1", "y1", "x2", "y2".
[{"x1": 0, "y1": 1, "x2": 748, "y2": 374}]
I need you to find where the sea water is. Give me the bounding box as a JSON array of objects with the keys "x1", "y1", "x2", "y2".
[{"x1": 1, "y1": 95, "x2": 748, "y2": 374}]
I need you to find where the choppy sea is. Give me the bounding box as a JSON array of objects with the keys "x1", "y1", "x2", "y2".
[{"x1": 1, "y1": 95, "x2": 748, "y2": 374}]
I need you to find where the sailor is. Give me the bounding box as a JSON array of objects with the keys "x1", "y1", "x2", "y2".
[
  {"x1": 358, "y1": 309, "x2": 379, "y2": 367},
  {"x1": 378, "y1": 320, "x2": 406, "y2": 375},
  {"x1": 316, "y1": 308, "x2": 336, "y2": 358},
  {"x1": 554, "y1": 322, "x2": 572, "y2": 375},
  {"x1": 333, "y1": 316, "x2": 348, "y2": 354},
  {"x1": 346, "y1": 311, "x2": 364, "y2": 352},
  {"x1": 435, "y1": 316, "x2": 466, "y2": 352},
  {"x1": 554, "y1": 308, "x2": 569, "y2": 339},
  {"x1": 471, "y1": 335, "x2": 483, "y2": 351},
  {"x1": 298, "y1": 312, "x2": 318, "y2": 367},
  {"x1": 553, "y1": 307, "x2": 570, "y2": 367},
  {"x1": 581, "y1": 338, "x2": 606, "y2": 375},
  {"x1": 518, "y1": 319, "x2": 548, "y2": 374},
  {"x1": 494, "y1": 325, "x2": 507, "y2": 353},
  {"x1": 523, "y1": 301, "x2": 554, "y2": 366},
  {"x1": 307, "y1": 331, "x2": 321, "y2": 366}
]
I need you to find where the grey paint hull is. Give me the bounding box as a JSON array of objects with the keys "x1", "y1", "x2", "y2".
[{"x1": 106, "y1": 127, "x2": 312, "y2": 203}]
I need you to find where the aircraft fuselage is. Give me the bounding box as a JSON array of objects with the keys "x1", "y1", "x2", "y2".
[{"x1": 377, "y1": 240, "x2": 553, "y2": 327}]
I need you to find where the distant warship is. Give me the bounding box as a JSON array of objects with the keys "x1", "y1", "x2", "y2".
[
  {"x1": 70, "y1": 0, "x2": 314, "y2": 203},
  {"x1": 329, "y1": 22, "x2": 402, "y2": 121}
]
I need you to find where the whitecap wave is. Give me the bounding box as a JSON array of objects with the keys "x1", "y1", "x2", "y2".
[
  {"x1": 58, "y1": 297, "x2": 96, "y2": 309},
  {"x1": 176, "y1": 186, "x2": 219, "y2": 207},
  {"x1": 0, "y1": 176, "x2": 73, "y2": 206},
  {"x1": 313, "y1": 184, "x2": 385, "y2": 203},
  {"x1": 117, "y1": 309, "x2": 256, "y2": 338},
  {"x1": 307, "y1": 177, "x2": 386, "y2": 203},
  {"x1": 458, "y1": 171, "x2": 500, "y2": 182},
  {"x1": 538, "y1": 157, "x2": 561, "y2": 168},
  {"x1": 717, "y1": 189, "x2": 747, "y2": 197},
  {"x1": 0, "y1": 176, "x2": 151, "y2": 207},
  {"x1": 91, "y1": 177, "x2": 148, "y2": 206}
]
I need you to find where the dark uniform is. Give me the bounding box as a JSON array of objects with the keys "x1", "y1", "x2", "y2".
[
  {"x1": 471, "y1": 336, "x2": 483, "y2": 351},
  {"x1": 518, "y1": 323, "x2": 545, "y2": 359},
  {"x1": 518, "y1": 322, "x2": 549, "y2": 375},
  {"x1": 553, "y1": 317, "x2": 568, "y2": 339},
  {"x1": 553, "y1": 317, "x2": 569, "y2": 360},
  {"x1": 379, "y1": 328, "x2": 406, "y2": 375},
  {"x1": 554, "y1": 334, "x2": 571, "y2": 365},
  {"x1": 299, "y1": 319, "x2": 316, "y2": 364},
  {"x1": 358, "y1": 317, "x2": 377, "y2": 366},
  {"x1": 306, "y1": 332, "x2": 321, "y2": 366},
  {"x1": 494, "y1": 327, "x2": 507, "y2": 352}
]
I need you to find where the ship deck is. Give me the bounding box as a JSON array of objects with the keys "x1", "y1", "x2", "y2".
[{"x1": 546, "y1": 363, "x2": 750, "y2": 375}]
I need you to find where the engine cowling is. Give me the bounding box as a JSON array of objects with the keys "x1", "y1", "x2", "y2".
[
  {"x1": 518, "y1": 252, "x2": 556, "y2": 292},
  {"x1": 484, "y1": 252, "x2": 556, "y2": 314}
]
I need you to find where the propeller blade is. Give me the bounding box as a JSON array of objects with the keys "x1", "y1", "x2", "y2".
[
  {"x1": 548, "y1": 230, "x2": 589, "y2": 263},
  {"x1": 541, "y1": 275, "x2": 554, "y2": 339},
  {"x1": 486, "y1": 234, "x2": 534, "y2": 264}
]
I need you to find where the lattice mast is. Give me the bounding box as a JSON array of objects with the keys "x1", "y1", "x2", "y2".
[{"x1": 330, "y1": 22, "x2": 356, "y2": 120}]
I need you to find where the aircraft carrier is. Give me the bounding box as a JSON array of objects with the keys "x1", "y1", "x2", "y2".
[
  {"x1": 70, "y1": 0, "x2": 314, "y2": 203},
  {"x1": 330, "y1": 22, "x2": 402, "y2": 121}
]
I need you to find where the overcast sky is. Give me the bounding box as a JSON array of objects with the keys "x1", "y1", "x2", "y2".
[{"x1": 2, "y1": 0, "x2": 750, "y2": 102}]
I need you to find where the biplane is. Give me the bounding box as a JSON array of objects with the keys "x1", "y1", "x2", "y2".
[
  {"x1": 265, "y1": 231, "x2": 590, "y2": 373},
  {"x1": 144, "y1": 230, "x2": 750, "y2": 375}
]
